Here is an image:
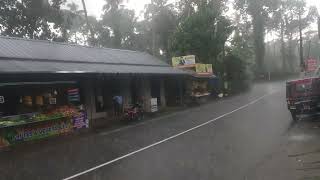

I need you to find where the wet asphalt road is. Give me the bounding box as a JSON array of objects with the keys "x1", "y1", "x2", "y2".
[{"x1": 0, "y1": 81, "x2": 293, "y2": 180}]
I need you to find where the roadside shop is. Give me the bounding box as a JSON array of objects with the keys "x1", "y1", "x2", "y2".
[
  {"x1": 172, "y1": 55, "x2": 216, "y2": 104},
  {"x1": 0, "y1": 80, "x2": 88, "y2": 148},
  {"x1": 0, "y1": 36, "x2": 186, "y2": 148}
]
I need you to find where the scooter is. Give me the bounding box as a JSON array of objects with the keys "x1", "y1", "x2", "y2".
[{"x1": 124, "y1": 103, "x2": 144, "y2": 121}]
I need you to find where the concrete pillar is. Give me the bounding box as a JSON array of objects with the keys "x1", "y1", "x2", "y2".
[
  {"x1": 81, "y1": 79, "x2": 95, "y2": 126},
  {"x1": 141, "y1": 77, "x2": 151, "y2": 112},
  {"x1": 120, "y1": 77, "x2": 132, "y2": 108},
  {"x1": 178, "y1": 78, "x2": 184, "y2": 106},
  {"x1": 160, "y1": 78, "x2": 166, "y2": 108}
]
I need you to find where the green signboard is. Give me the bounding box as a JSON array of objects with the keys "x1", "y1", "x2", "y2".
[
  {"x1": 195, "y1": 64, "x2": 213, "y2": 73},
  {"x1": 0, "y1": 118, "x2": 73, "y2": 148},
  {"x1": 0, "y1": 112, "x2": 89, "y2": 148}
]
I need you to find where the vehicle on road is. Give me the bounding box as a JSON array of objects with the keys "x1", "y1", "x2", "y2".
[
  {"x1": 286, "y1": 69, "x2": 320, "y2": 120},
  {"x1": 124, "y1": 103, "x2": 144, "y2": 121}
]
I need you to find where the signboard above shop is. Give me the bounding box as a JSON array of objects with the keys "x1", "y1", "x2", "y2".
[
  {"x1": 172, "y1": 55, "x2": 196, "y2": 67},
  {"x1": 306, "y1": 58, "x2": 318, "y2": 72},
  {"x1": 195, "y1": 64, "x2": 213, "y2": 74}
]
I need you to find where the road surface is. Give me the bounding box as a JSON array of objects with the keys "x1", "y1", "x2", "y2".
[{"x1": 0, "y1": 81, "x2": 293, "y2": 180}]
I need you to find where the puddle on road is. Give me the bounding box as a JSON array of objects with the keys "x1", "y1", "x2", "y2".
[{"x1": 289, "y1": 134, "x2": 315, "y2": 142}]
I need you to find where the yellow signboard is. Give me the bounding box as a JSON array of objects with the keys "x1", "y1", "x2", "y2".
[
  {"x1": 206, "y1": 64, "x2": 213, "y2": 73},
  {"x1": 172, "y1": 55, "x2": 196, "y2": 67},
  {"x1": 196, "y1": 64, "x2": 213, "y2": 74},
  {"x1": 195, "y1": 64, "x2": 206, "y2": 73}
]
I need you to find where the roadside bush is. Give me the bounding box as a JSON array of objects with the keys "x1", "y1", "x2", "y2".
[{"x1": 224, "y1": 54, "x2": 252, "y2": 93}]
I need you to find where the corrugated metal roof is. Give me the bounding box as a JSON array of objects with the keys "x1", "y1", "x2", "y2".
[
  {"x1": 0, "y1": 36, "x2": 186, "y2": 75},
  {"x1": 0, "y1": 59, "x2": 185, "y2": 74}
]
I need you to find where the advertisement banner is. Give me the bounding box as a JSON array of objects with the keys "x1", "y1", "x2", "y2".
[
  {"x1": 0, "y1": 111, "x2": 90, "y2": 148},
  {"x1": 196, "y1": 64, "x2": 213, "y2": 74},
  {"x1": 72, "y1": 111, "x2": 89, "y2": 129},
  {"x1": 206, "y1": 64, "x2": 213, "y2": 73},
  {"x1": 196, "y1": 64, "x2": 206, "y2": 73},
  {"x1": 306, "y1": 58, "x2": 318, "y2": 72},
  {"x1": 68, "y1": 88, "x2": 80, "y2": 102},
  {"x1": 150, "y1": 98, "x2": 158, "y2": 112},
  {"x1": 172, "y1": 55, "x2": 196, "y2": 67},
  {"x1": 0, "y1": 118, "x2": 73, "y2": 148},
  {"x1": 0, "y1": 96, "x2": 4, "y2": 104}
]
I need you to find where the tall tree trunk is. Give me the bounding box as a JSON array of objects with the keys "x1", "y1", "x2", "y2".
[
  {"x1": 298, "y1": 12, "x2": 304, "y2": 71},
  {"x1": 318, "y1": 17, "x2": 320, "y2": 39},
  {"x1": 152, "y1": 29, "x2": 156, "y2": 55},
  {"x1": 81, "y1": 0, "x2": 95, "y2": 45},
  {"x1": 280, "y1": 19, "x2": 286, "y2": 72},
  {"x1": 151, "y1": 0, "x2": 156, "y2": 56},
  {"x1": 287, "y1": 32, "x2": 295, "y2": 72},
  {"x1": 113, "y1": 28, "x2": 122, "y2": 48},
  {"x1": 252, "y1": 13, "x2": 265, "y2": 74}
]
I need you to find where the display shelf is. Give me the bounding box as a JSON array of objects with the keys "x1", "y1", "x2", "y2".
[{"x1": 0, "y1": 115, "x2": 68, "y2": 129}]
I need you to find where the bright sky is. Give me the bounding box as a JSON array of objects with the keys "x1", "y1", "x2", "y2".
[
  {"x1": 307, "y1": 0, "x2": 320, "y2": 11},
  {"x1": 68, "y1": 0, "x2": 151, "y2": 19},
  {"x1": 69, "y1": 0, "x2": 319, "y2": 19}
]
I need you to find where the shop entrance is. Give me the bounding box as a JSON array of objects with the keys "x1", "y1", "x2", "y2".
[
  {"x1": 151, "y1": 77, "x2": 161, "y2": 106},
  {"x1": 94, "y1": 78, "x2": 122, "y2": 116},
  {"x1": 165, "y1": 78, "x2": 183, "y2": 107},
  {"x1": 0, "y1": 81, "x2": 81, "y2": 117},
  {"x1": 0, "y1": 81, "x2": 89, "y2": 148}
]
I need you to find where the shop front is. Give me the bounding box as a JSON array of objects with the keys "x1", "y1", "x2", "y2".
[
  {"x1": 0, "y1": 36, "x2": 187, "y2": 148},
  {"x1": 0, "y1": 81, "x2": 89, "y2": 148},
  {"x1": 172, "y1": 55, "x2": 216, "y2": 104}
]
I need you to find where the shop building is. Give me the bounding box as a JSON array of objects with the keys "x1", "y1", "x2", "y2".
[
  {"x1": 172, "y1": 55, "x2": 217, "y2": 104},
  {"x1": 0, "y1": 36, "x2": 186, "y2": 148}
]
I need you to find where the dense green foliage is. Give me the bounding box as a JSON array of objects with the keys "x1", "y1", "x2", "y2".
[
  {"x1": 0, "y1": 0, "x2": 65, "y2": 40},
  {"x1": 170, "y1": 4, "x2": 232, "y2": 65}
]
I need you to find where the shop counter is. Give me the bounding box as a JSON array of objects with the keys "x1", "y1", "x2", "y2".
[
  {"x1": 0, "y1": 115, "x2": 68, "y2": 128},
  {"x1": 0, "y1": 112, "x2": 88, "y2": 148}
]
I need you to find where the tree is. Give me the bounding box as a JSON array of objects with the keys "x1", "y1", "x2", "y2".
[
  {"x1": 170, "y1": 2, "x2": 232, "y2": 65},
  {"x1": 0, "y1": 0, "x2": 65, "y2": 40},
  {"x1": 52, "y1": 2, "x2": 85, "y2": 43},
  {"x1": 100, "y1": 0, "x2": 136, "y2": 49},
  {"x1": 143, "y1": 0, "x2": 177, "y2": 57},
  {"x1": 235, "y1": 0, "x2": 280, "y2": 74},
  {"x1": 80, "y1": 0, "x2": 95, "y2": 45},
  {"x1": 224, "y1": 14, "x2": 254, "y2": 91},
  {"x1": 231, "y1": 14, "x2": 254, "y2": 65},
  {"x1": 271, "y1": 0, "x2": 318, "y2": 72}
]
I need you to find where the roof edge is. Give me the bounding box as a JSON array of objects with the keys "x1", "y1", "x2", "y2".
[
  {"x1": 0, "y1": 57, "x2": 171, "y2": 67},
  {"x1": 0, "y1": 35, "x2": 143, "y2": 54}
]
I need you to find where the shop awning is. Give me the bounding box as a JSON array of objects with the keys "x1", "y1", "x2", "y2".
[
  {"x1": 178, "y1": 68, "x2": 216, "y2": 79},
  {"x1": 0, "y1": 81, "x2": 77, "y2": 87},
  {"x1": 191, "y1": 73, "x2": 216, "y2": 79},
  {"x1": 0, "y1": 36, "x2": 186, "y2": 75}
]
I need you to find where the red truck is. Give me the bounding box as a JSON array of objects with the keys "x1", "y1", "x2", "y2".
[{"x1": 286, "y1": 74, "x2": 320, "y2": 120}]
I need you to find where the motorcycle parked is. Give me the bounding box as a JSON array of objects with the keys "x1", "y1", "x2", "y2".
[{"x1": 124, "y1": 103, "x2": 144, "y2": 121}]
